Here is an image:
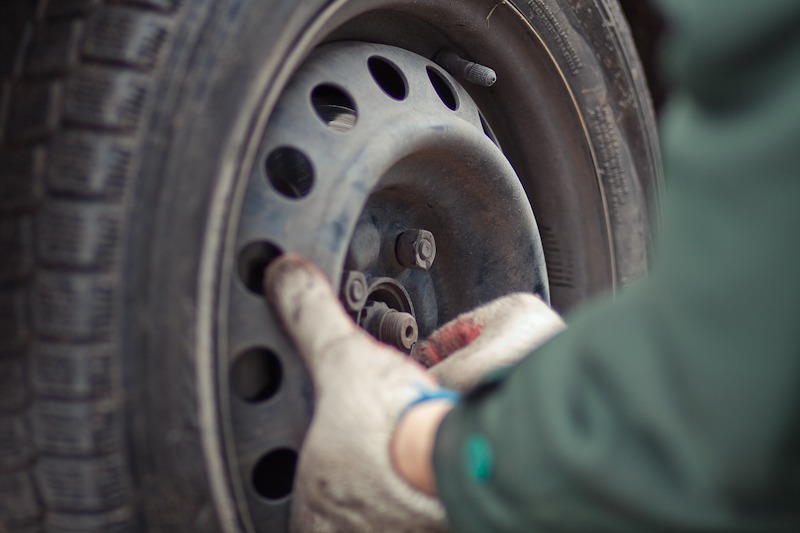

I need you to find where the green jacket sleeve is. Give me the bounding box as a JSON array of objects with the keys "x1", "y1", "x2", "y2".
[{"x1": 433, "y1": 1, "x2": 800, "y2": 531}]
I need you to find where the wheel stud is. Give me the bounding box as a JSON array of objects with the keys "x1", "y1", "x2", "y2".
[
  {"x1": 435, "y1": 49, "x2": 497, "y2": 87},
  {"x1": 396, "y1": 229, "x2": 436, "y2": 271},
  {"x1": 362, "y1": 301, "x2": 419, "y2": 351},
  {"x1": 380, "y1": 310, "x2": 419, "y2": 351}
]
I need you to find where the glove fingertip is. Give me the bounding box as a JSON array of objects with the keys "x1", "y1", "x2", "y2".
[
  {"x1": 410, "y1": 341, "x2": 439, "y2": 368},
  {"x1": 263, "y1": 253, "x2": 367, "y2": 364},
  {"x1": 264, "y1": 252, "x2": 327, "y2": 306},
  {"x1": 264, "y1": 252, "x2": 314, "y2": 293},
  {"x1": 411, "y1": 319, "x2": 483, "y2": 367},
  {"x1": 263, "y1": 253, "x2": 330, "y2": 329}
]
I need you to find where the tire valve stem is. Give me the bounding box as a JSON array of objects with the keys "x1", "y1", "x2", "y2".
[{"x1": 435, "y1": 49, "x2": 497, "y2": 87}]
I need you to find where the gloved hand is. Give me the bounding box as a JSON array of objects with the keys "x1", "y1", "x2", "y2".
[
  {"x1": 414, "y1": 293, "x2": 565, "y2": 392},
  {"x1": 265, "y1": 254, "x2": 449, "y2": 533}
]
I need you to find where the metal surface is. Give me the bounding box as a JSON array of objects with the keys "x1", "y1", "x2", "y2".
[{"x1": 395, "y1": 229, "x2": 437, "y2": 271}]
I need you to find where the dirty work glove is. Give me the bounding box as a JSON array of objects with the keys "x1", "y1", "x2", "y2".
[
  {"x1": 265, "y1": 254, "x2": 450, "y2": 533},
  {"x1": 413, "y1": 294, "x2": 566, "y2": 392}
]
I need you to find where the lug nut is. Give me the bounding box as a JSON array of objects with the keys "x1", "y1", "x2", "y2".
[
  {"x1": 435, "y1": 49, "x2": 497, "y2": 87},
  {"x1": 396, "y1": 229, "x2": 436, "y2": 271},
  {"x1": 340, "y1": 270, "x2": 368, "y2": 313}
]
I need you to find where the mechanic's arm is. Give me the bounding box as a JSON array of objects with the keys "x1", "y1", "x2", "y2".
[{"x1": 428, "y1": 0, "x2": 800, "y2": 531}]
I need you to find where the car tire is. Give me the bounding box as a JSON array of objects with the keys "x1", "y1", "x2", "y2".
[{"x1": 0, "y1": 0, "x2": 660, "y2": 530}]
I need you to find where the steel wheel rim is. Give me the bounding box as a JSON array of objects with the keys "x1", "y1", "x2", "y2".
[
  {"x1": 213, "y1": 1, "x2": 634, "y2": 529},
  {"x1": 225, "y1": 40, "x2": 548, "y2": 530}
]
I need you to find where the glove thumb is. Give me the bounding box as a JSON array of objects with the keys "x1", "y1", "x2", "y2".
[{"x1": 264, "y1": 253, "x2": 364, "y2": 368}]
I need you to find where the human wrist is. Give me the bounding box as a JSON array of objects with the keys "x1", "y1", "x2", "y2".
[{"x1": 390, "y1": 399, "x2": 454, "y2": 495}]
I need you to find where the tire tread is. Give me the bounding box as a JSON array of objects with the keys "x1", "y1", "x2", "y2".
[{"x1": 0, "y1": 0, "x2": 180, "y2": 529}]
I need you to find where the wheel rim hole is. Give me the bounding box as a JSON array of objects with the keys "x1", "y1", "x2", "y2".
[
  {"x1": 426, "y1": 67, "x2": 458, "y2": 111},
  {"x1": 311, "y1": 84, "x2": 358, "y2": 132},
  {"x1": 368, "y1": 56, "x2": 408, "y2": 100},
  {"x1": 265, "y1": 147, "x2": 314, "y2": 199},
  {"x1": 252, "y1": 448, "x2": 297, "y2": 500},
  {"x1": 238, "y1": 241, "x2": 283, "y2": 294},
  {"x1": 231, "y1": 348, "x2": 283, "y2": 403}
]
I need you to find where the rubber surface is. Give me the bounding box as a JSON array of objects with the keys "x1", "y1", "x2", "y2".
[{"x1": 1, "y1": 1, "x2": 181, "y2": 530}]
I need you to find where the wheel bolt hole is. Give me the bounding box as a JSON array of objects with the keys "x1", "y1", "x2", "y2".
[
  {"x1": 252, "y1": 448, "x2": 297, "y2": 500},
  {"x1": 427, "y1": 66, "x2": 458, "y2": 111},
  {"x1": 265, "y1": 146, "x2": 314, "y2": 199},
  {"x1": 311, "y1": 84, "x2": 358, "y2": 132},
  {"x1": 368, "y1": 56, "x2": 408, "y2": 100},
  {"x1": 231, "y1": 348, "x2": 283, "y2": 403},
  {"x1": 238, "y1": 241, "x2": 283, "y2": 295}
]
